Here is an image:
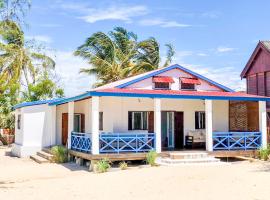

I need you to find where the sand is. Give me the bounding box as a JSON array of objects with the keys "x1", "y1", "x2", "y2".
[{"x1": 0, "y1": 147, "x2": 270, "y2": 200}]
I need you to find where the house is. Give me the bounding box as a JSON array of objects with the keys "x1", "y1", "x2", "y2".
[
  {"x1": 241, "y1": 40, "x2": 270, "y2": 142},
  {"x1": 12, "y1": 64, "x2": 268, "y2": 158}
]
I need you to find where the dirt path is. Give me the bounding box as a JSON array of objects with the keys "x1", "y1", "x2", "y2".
[{"x1": 0, "y1": 147, "x2": 270, "y2": 200}]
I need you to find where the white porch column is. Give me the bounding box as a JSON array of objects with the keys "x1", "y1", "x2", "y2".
[
  {"x1": 154, "y1": 98, "x2": 162, "y2": 153},
  {"x1": 259, "y1": 101, "x2": 267, "y2": 149},
  {"x1": 205, "y1": 100, "x2": 213, "y2": 152},
  {"x1": 68, "y1": 102, "x2": 74, "y2": 149},
  {"x1": 92, "y1": 96, "x2": 100, "y2": 155}
]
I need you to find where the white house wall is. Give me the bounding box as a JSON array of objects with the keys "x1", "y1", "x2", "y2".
[
  {"x1": 12, "y1": 104, "x2": 56, "y2": 157},
  {"x1": 125, "y1": 68, "x2": 222, "y2": 91},
  {"x1": 212, "y1": 100, "x2": 229, "y2": 132}
]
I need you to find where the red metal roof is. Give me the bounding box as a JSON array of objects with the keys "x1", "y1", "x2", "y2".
[
  {"x1": 152, "y1": 76, "x2": 174, "y2": 83},
  {"x1": 94, "y1": 88, "x2": 269, "y2": 99},
  {"x1": 180, "y1": 77, "x2": 201, "y2": 85}
]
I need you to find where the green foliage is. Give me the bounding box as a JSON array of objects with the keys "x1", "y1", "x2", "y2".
[
  {"x1": 119, "y1": 161, "x2": 128, "y2": 170},
  {"x1": 51, "y1": 146, "x2": 68, "y2": 163},
  {"x1": 95, "y1": 159, "x2": 111, "y2": 173},
  {"x1": 258, "y1": 146, "x2": 270, "y2": 161},
  {"x1": 75, "y1": 27, "x2": 175, "y2": 87},
  {"x1": 146, "y1": 150, "x2": 158, "y2": 166}
]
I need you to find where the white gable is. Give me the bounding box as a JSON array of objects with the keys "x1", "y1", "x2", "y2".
[{"x1": 125, "y1": 68, "x2": 223, "y2": 92}]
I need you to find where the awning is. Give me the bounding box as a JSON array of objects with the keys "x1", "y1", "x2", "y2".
[
  {"x1": 180, "y1": 77, "x2": 201, "y2": 85},
  {"x1": 152, "y1": 76, "x2": 174, "y2": 83}
]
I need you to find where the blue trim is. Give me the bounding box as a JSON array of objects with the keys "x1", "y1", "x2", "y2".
[
  {"x1": 116, "y1": 64, "x2": 234, "y2": 92},
  {"x1": 13, "y1": 98, "x2": 63, "y2": 110},
  {"x1": 48, "y1": 92, "x2": 91, "y2": 106},
  {"x1": 90, "y1": 91, "x2": 270, "y2": 102}
]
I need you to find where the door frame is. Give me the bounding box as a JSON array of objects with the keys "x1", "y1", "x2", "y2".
[{"x1": 166, "y1": 111, "x2": 175, "y2": 148}]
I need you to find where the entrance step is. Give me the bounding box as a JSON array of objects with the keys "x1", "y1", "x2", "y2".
[
  {"x1": 157, "y1": 151, "x2": 220, "y2": 166},
  {"x1": 37, "y1": 150, "x2": 54, "y2": 161},
  {"x1": 30, "y1": 155, "x2": 50, "y2": 164},
  {"x1": 169, "y1": 152, "x2": 209, "y2": 159},
  {"x1": 42, "y1": 148, "x2": 52, "y2": 154}
]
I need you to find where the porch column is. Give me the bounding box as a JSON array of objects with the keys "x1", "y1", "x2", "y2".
[
  {"x1": 154, "y1": 98, "x2": 162, "y2": 153},
  {"x1": 68, "y1": 101, "x2": 74, "y2": 149},
  {"x1": 259, "y1": 101, "x2": 267, "y2": 148},
  {"x1": 205, "y1": 100, "x2": 213, "y2": 151},
  {"x1": 92, "y1": 96, "x2": 100, "y2": 155}
]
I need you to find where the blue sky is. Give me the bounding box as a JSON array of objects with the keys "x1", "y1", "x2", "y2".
[{"x1": 24, "y1": 0, "x2": 270, "y2": 96}]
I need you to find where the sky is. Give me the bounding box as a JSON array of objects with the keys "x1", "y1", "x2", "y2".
[{"x1": 23, "y1": 0, "x2": 270, "y2": 97}]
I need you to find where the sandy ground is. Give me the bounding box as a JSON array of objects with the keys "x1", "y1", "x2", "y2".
[{"x1": 1, "y1": 147, "x2": 270, "y2": 200}]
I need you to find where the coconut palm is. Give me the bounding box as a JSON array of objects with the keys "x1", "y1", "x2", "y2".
[
  {"x1": 74, "y1": 27, "x2": 175, "y2": 87},
  {"x1": 0, "y1": 20, "x2": 55, "y2": 94}
]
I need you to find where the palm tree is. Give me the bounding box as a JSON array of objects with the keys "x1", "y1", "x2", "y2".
[
  {"x1": 0, "y1": 20, "x2": 55, "y2": 95},
  {"x1": 74, "y1": 27, "x2": 175, "y2": 87}
]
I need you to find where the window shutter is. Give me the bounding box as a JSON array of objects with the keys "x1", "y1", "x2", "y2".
[
  {"x1": 128, "y1": 112, "x2": 132, "y2": 130},
  {"x1": 195, "y1": 112, "x2": 199, "y2": 129},
  {"x1": 148, "y1": 111, "x2": 154, "y2": 133}
]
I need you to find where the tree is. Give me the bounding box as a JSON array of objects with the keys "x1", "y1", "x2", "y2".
[{"x1": 74, "y1": 27, "x2": 175, "y2": 87}]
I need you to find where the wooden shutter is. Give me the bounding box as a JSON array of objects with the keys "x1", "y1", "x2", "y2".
[
  {"x1": 257, "y1": 73, "x2": 265, "y2": 96},
  {"x1": 81, "y1": 114, "x2": 85, "y2": 133},
  {"x1": 62, "y1": 113, "x2": 68, "y2": 145},
  {"x1": 148, "y1": 111, "x2": 154, "y2": 133},
  {"x1": 128, "y1": 112, "x2": 132, "y2": 130},
  {"x1": 195, "y1": 112, "x2": 199, "y2": 129},
  {"x1": 247, "y1": 75, "x2": 257, "y2": 95}
]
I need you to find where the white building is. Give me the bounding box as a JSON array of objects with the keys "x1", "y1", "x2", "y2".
[{"x1": 12, "y1": 64, "x2": 269, "y2": 157}]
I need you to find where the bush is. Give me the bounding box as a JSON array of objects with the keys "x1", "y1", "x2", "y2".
[
  {"x1": 258, "y1": 146, "x2": 270, "y2": 161},
  {"x1": 146, "y1": 150, "x2": 158, "y2": 166},
  {"x1": 119, "y1": 161, "x2": 128, "y2": 170},
  {"x1": 96, "y1": 159, "x2": 111, "y2": 173},
  {"x1": 51, "y1": 145, "x2": 68, "y2": 163}
]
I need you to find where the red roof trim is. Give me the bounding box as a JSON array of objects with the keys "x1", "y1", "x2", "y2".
[
  {"x1": 152, "y1": 76, "x2": 174, "y2": 83},
  {"x1": 180, "y1": 77, "x2": 201, "y2": 85}
]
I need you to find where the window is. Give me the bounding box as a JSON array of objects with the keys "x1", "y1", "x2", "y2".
[
  {"x1": 195, "y1": 111, "x2": 205, "y2": 129},
  {"x1": 154, "y1": 82, "x2": 170, "y2": 90},
  {"x1": 17, "y1": 114, "x2": 21, "y2": 130},
  {"x1": 128, "y1": 111, "x2": 148, "y2": 130},
  {"x1": 74, "y1": 114, "x2": 81, "y2": 132},
  {"x1": 99, "y1": 112, "x2": 103, "y2": 131},
  {"x1": 181, "y1": 83, "x2": 195, "y2": 90}
]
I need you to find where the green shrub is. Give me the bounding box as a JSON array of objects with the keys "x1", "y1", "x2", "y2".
[
  {"x1": 51, "y1": 145, "x2": 68, "y2": 163},
  {"x1": 146, "y1": 150, "x2": 158, "y2": 166},
  {"x1": 258, "y1": 146, "x2": 270, "y2": 161},
  {"x1": 96, "y1": 159, "x2": 111, "y2": 173},
  {"x1": 119, "y1": 161, "x2": 128, "y2": 170}
]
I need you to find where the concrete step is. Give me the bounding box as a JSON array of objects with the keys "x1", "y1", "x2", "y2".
[
  {"x1": 37, "y1": 151, "x2": 53, "y2": 161},
  {"x1": 169, "y1": 152, "x2": 209, "y2": 159},
  {"x1": 42, "y1": 148, "x2": 52, "y2": 154},
  {"x1": 157, "y1": 157, "x2": 220, "y2": 166},
  {"x1": 30, "y1": 155, "x2": 50, "y2": 164}
]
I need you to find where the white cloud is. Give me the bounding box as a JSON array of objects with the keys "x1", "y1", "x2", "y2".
[
  {"x1": 217, "y1": 46, "x2": 235, "y2": 53},
  {"x1": 26, "y1": 35, "x2": 52, "y2": 43},
  {"x1": 197, "y1": 53, "x2": 208, "y2": 56},
  {"x1": 139, "y1": 19, "x2": 191, "y2": 28},
  {"x1": 52, "y1": 51, "x2": 96, "y2": 97},
  {"x1": 62, "y1": 4, "x2": 148, "y2": 23},
  {"x1": 39, "y1": 23, "x2": 62, "y2": 28}
]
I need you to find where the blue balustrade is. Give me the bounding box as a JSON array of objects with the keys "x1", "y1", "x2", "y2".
[
  {"x1": 99, "y1": 133, "x2": 156, "y2": 154},
  {"x1": 213, "y1": 132, "x2": 261, "y2": 151},
  {"x1": 71, "y1": 132, "x2": 92, "y2": 153}
]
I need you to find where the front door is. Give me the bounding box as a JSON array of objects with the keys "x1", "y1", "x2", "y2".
[
  {"x1": 161, "y1": 111, "x2": 176, "y2": 149},
  {"x1": 174, "y1": 112, "x2": 184, "y2": 149}
]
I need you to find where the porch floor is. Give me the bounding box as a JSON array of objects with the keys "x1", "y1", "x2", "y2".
[{"x1": 68, "y1": 149, "x2": 258, "y2": 161}]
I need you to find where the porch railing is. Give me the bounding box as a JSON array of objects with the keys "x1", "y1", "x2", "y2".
[
  {"x1": 212, "y1": 132, "x2": 261, "y2": 151},
  {"x1": 99, "y1": 133, "x2": 155, "y2": 154},
  {"x1": 71, "y1": 132, "x2": 92, "y2": 153},
  {"x1": 70, "y1": 132, "x2": 156, "y2": 154}
]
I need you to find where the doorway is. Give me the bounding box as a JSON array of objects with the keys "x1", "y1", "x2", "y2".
[{"x1": 161, "y1": 111, "x2": 184, "y2": 150}]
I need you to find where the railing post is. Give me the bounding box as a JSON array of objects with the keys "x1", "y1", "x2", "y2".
[
  {"x1": 259, "y1": 101, "x2": 267, "y2": 149},
  {"x1": 92, "y1": 96, "x2": 100, "y2": 154},
  {"x1": 205, "y1": 100, "x2": 213, "y2": 151},
  {"x1": 68, "y1": 102, "x2": 74, "y2": 149},
  {"x1": 154, "y1": 98, "x2": 162, "y2": 153}
]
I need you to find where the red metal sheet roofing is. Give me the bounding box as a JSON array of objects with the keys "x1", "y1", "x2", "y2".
[
  {"x1": 152, "y1": 76, "x2": 174, "y2": 83},
  {"x1": 180, "y1": 77, "x2": 201, "y2": 85},
  {"x1": 94, "y1": 88, "x2": 269, "y2": 99}
]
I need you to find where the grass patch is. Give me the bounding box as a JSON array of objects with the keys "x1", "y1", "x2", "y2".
[
  {"x1": 119, "y1": 161, "x2": 128, "y2": 170},
  {"x1": 95, "y1": 159, "x2": 111, "y2": 173},
  {"x1": 258, "y1": 146, "x2": 270, "y2": 161},
  {"x1": 51, "y1": 145, "x2": 68, "y2": 163},
  {"x1": 146, "y1": 150, "x2": 158, "y2": 166}
]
